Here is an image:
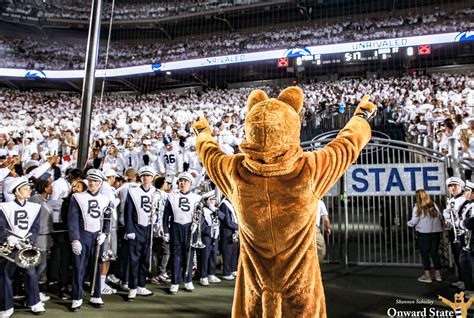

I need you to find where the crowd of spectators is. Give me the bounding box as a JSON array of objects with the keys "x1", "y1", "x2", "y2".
[
  {"x1": 0, "y1": 73, "x2": 472, "y2": 168},
  {"x1": 0, "y1": 7, "x2": 472, "y2": 70},
  {"x1": 2, "y1": 0, "x2": 256, "y2": 21}
]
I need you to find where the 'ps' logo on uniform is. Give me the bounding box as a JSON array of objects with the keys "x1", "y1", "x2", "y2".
[
  {"x1": 141, "y1": 196, "x2": 151, "y2": 213},
  {"x1": 179, "y1": 197, "x2": 190, "y2": 212},
  {"x1": 14, "y1": 210, "x2": 29, "y2": 230},
  {"x1": 88, "y1": 200, "x2": 101, "y2": 218}
]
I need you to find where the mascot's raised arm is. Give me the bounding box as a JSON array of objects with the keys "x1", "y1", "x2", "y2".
[{"x1": 192, "y1": 86, "x2": 375, "y2": 318}]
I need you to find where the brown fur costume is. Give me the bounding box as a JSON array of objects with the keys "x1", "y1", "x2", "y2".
[{"x1": 192, "y1": 87, "x2": 374, "y2": 317}]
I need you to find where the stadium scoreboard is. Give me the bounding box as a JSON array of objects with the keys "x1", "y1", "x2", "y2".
[{"x1": 295, "y1": 45, "x2": 432, "y2": 66}]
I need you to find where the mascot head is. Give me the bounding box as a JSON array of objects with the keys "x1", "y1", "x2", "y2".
[{"x1": 239, "y1": 86, "x2": 304, "y2": 176}]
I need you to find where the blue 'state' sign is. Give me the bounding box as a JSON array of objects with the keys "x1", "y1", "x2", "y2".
[{"x1": 347, "y1": 163, "x2": 446, "y2": 196}]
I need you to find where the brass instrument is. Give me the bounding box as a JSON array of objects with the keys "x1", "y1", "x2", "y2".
[
  {"x1": 191, "y1": 203, "x2": 206, "y2": 250},
  {"x1": 448, "y1": 201, "x2": 465, "y2": 244},
  {"x1": 149, "y1": 189, "x2": 164, "y2": 272},
  {"x1": 0, "y1": 233, "x2": 42, "y2": 269},
  {"x1": 463, "y1": 203, "x2": 473, "y2": 251},
  {"x1": 91, "y1": 201, "x2": 114, "y2": 294},
  {"x1": 184, "y1": 202, "x2": 205, "y2": 279},
  {"x1": 210, "y1": 209, "x2": 220, "y2": 240},
  {"x1": 465, "y1": 230, "x2": 472, "y2": 251},
  {"x1": 232, "y1": 231, "x2": 239, "y2": 243},
  {"x1": 101, "y1": 201, "x2": 118, "y2": 262}
]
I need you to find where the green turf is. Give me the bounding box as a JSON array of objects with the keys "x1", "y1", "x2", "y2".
[{"x1": 12, "y1": 280, "x2": 235, "y2": 318}]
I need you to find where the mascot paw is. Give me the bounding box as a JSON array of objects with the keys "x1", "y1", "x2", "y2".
[
  {"x1": 192, "y1": 117, "x2": 211, "y2": 135},
  {"x1": 353, "y1": 95, "x2": 377, "y2": 120}
]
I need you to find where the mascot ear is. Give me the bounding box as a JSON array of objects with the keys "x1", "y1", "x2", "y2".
[
  {"x1": 277, "y1": 86, "x2": 304, "y2": 113},
  {"x1": 247, "y1": 90, "x2": 268, "y2": 112}
]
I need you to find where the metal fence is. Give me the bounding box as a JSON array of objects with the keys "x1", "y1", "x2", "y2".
[{"x1": 302, "y1": 134, "x2": 473, "y2": 266}]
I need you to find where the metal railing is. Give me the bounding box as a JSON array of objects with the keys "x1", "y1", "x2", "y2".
[{"x1": 302, "y1": 135, "x2": 473, "y2": 266}]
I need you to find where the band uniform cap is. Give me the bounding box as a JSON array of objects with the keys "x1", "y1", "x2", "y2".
[
  {"x1": 86, "y1": 169, "x2": 106, "y2": 181},
  {"x1": 8, "y1": 176, "x2": 33, "y2": 194},
  {"x1": 104, "y1": 169, "x2": 119, "y2": 178},
  {"x1": 138, "y1": 166, "x2": 156, "y2": 177},
  {"x1": 465, "y1": 180, "x2": 474, "y2": 190},
  {"x1": 446, "y1": 177, "x2": 465, "y2": 187},
  {"x1": 178, "y1": 172, "x2": 194, "y2": 185},
  {"x1": 24, "y1": 160, "x2": 40, "y2": 171},
  {"x1": 142, "y1": 140, "x2": 152, "y2": 146},
  {"x1": 202, "y1": 190, "x2": 216, "y2": 201}
]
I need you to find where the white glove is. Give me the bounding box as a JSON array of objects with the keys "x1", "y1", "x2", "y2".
[
  {"x1": 191, "y1": 223, "x2": 198, "y2": 234},
  {"x1": 163, "y1": 233, "x2": 170, "y2": 243},
  {"x1": 71, "y1": 241, "x2": 82, "y2": 255},
  {"x1": 126, "y1": 233, "x2": 136, "y2": 240},
  {"x1": 97, "y1": 233, "x2": 107, "y2": 245},
  {"x1": 7, "y1": 235, "x2": 19, "y2": 246}
]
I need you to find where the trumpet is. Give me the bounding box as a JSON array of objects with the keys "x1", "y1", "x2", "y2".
[
  {"x1": 0, "y1": 233, "x2": 42, "y2": 269},
  {"x1": 463, "y1": 203, "x2": 473, "y2": 251},
  {"x1": 184, "y1": 202, "x2": 205, "y2": 279},
  {"x1": 448, "y1": 200, "x2": 466, "y2": 244}
]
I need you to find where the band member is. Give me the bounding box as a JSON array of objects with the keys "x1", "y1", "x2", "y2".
[
  {"x1": 68, "y1": 169, "x2": 111, "y2": 311},
  {"x1": 0, "y1": 177, "x2": 45, "y2": 317},
  {"x1": 219, "y1": 196, "x2": 239, "y2": 280},
  {"x1": 458, "y1": 180, "x2": 474, "y2": 298},
  {"x1": 163, "y1": 172, "x2": 201, "y2": 294},
  {"x1": 198, "y1": 191, "x2": 222, "y2": 286},
  {"x1": 152, "y1": 176, "x2": 171, "y2": 283},
  {"x1": 55, "y1": 178, "x2": 86, "y2": 300},
  {"x1": 124, "y1": 166, "x2": 156, "y2": 301},
  {"x1": 443, "y1": 177, "x2": 467, "y2": 290},
  {"x1": 99, "y1": 169, "x2": 120, "y2": 295}
]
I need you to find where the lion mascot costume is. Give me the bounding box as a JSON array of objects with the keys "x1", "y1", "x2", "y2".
[{"x1": 192, "y1": 86, "x2": 375, "y2": 317}]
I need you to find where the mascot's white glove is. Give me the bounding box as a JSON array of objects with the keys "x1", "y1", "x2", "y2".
[
  {"x1": 163, "y1": 233, "x2": 170, "y2": 243},
  {"x1": 97, "y1": 233, "x2": 107, "y2": 245},
  {"x1": 7, "y1": 235, "x2": 21, "y2": 250},
  {"x1": 126, "y1": 233, "x2": 136, "y2": 240},
  {"x1": 71, "y1": 241, "x2": 82, "y2": 256}
]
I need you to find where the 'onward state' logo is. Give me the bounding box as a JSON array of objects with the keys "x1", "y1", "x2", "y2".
[
  {"x1": 24, "y1": 70, "x2": 46, "y2": 78},
  {"x1": 454, "y1": 32, "x2": 474, "y2": 42},
  {"x1": 283, "y1": 48, "x2": 312, "y2": 57}
]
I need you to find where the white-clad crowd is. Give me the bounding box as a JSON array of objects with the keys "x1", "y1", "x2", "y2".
[
  {"x1": 0, "y1": 7, "x2": 471, "y2": 70},
  {"x1": 299, "y1": 73, "x2": 474, "y2": 158},
  {"x1": 3, "y1": 0, "x2": 254, "y2": 21},
  {"x1": 1, "y1": 73, "x2": 473, "y2": 175}
]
